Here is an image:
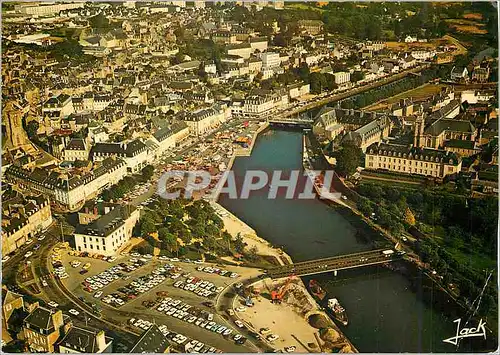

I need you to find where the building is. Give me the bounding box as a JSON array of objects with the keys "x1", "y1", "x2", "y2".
[
  {"x1": 260, "y1": 52, "x2": 280, "y2": 69},
  {"x1": 23, "y1": 306, "x2": 70, "y2": 353},
  {"x1": 181, "y1": 105, "x2": 227, "y2": 136},
  {"x1": 249, "y1": 37, "x2": 268, "y2": 53},
  {"x1": 332, "y1": 71, "x2": 350, "y2": 85},
  {"x1": 365, "y1": 142, "x2": 462, "y2": 179},
  {"x1": 212, "y1": 31, "x2": 237, "y2": 44},
  {"x1": 5, "y1": 158, "x2": 127, "y2": 210},
  {"x1": 404, "y1": 35, "x2": 418, "y2": 43},
  {"x1": 227, "y1": 43, "x2": 252, "y2": 59},
  {"x1": 288, "y1": 83, "x2": 310, "y2": 99},
  {"x1": 63, "y1": 138, "x2": 89, "y2": 161},
  {"x1": 73, "y1": 205, "x2": 140, "y2": 256},
  {"x1": 414, "y1": 115, "x2": 477, "y2": 150},
  {"x1": 152, "y1": 122, "x2": 189, "y2": 153},
  {"x1": 443, "y1": 139, "x2": 480, "y2": 157},
  {"x1": 342, "y1": 116, "x2": 393, "y2": 151},
  {"x1": 297, "y1": 20, "x2": 324, "y2": 35},
  {"x1": 451, "y1": 66, "x2": 469, "y2": 82},
  {"x1": 2, "y1": 192, "x2": 52, "y2": 256},
  {"x1": 91, "y1": 140, "x2": 148, "y2": 173},
  {"x1": 129, "y1": 325, "x2": 170, "y2": 353},
  {"x1": 472, "y1": 66, "x2": 490, "y2": 83},
  {"x1": 16, "y1": 2, "x2": 84, "y2": 16},
  {"x1": 2, "y1": 288, "x2": 25, "y2": 343},
  {"x1": 58, "y1": 327, "x2": 113, "y2": 353}
]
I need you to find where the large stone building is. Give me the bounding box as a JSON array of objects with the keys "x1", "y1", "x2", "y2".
[
  {"x1": 365, "y1": 142, "x2": 462, "y2": 179},
  {"x1": 2, "y1": 192, "x2": 52, "y2": 256},
  {"x1": 181, "y1": 105, "x2": 227, "y2": 136},
  {"x1": 313, "y1": 107, "x2": 394, "y2": 150},
  {"x1": 73, "y1": 205, "x2": 140, "y2": 257},
  {"x1": 414, "y1": 115, "x2": 477, "y2": 150},
  {"x1": 91, "y1": 140, "x2": 149, "y2": 173},
  {"x1": 5, "y1": 158, "x2": 127, "y2": 210}
]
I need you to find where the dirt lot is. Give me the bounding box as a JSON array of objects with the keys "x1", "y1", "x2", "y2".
[
  {"x1": 445, "y1": 19, "x2": 488, "y2": 34},
  {"x1": 58, "y1": 251, "x2": 261, "y2": 353},
  {"x1": 233, "y1": 278, "x2": 327, "y2": 353}
]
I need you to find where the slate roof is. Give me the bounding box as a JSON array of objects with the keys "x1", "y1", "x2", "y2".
[
  {"x1": 424, "y1": 118, "x2": 476, "y2": 136},
  {"x1": 24, "y1": 306, "x2": 54, "y2": 330},
  {"x1": 58, "y1": 327, "x2": 112, "y2": 353},
  {"x1": 129, "y1": 324, "x2": 170, "y2": 353},
  {"x1": 367, "y1": 142, "x2": 461, "y2": 164},
  {"x1": 75, "y1": 205, "x2": 136, "y2": 237}
]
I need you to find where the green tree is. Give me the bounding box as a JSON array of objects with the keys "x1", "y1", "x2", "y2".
[
  {"x1": 25, "y1": 120, "x2": 39, "y2": 140},
  {"x1": 142, "y1": 165, "x2": 154, "y2": 181},
  {"x1": 158, "y1": 228, "x2": 178, "y2": 253},
  {"x1": 334, "y1": 141, "x2": 363, "y2": 177}
]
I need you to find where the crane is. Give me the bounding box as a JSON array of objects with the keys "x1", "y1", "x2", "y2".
[{"x1": 271, "y1": 275, "x2": 295, "y2": 304}]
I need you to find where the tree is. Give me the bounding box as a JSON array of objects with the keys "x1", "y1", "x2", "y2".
[
  {"x1": 246, "y1": 246, "x2": 259, "y2": 261},
  {"x1": 404, "y1": 207, "x2": 416, "y2": 226},
  {"x1": 357, "y1": 198, "x2": 374, "y2": 217},
  {"x1": 222, "y1": 231, "x2": 232, "y2": 250},
  {"x1": 140, "y1": 219, "x2": 156, "y2": 237},
  {"x1": 234, "y1": 233, "x2": 246, "y2": 254},
  {"x1": 25, "y1": 120, "x2": 39, "y2": 140},
  {"x1": 334, "y1": 141, "x2": 363, "y2": 177},
  {"x1": 158, "y1": 228, "x2": 178, "y2": 253},
  {"x1": 142, "y1": 165, "x2": 154, "y2": 181}
]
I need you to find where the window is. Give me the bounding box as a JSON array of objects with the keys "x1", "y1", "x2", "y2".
[
  {"x1": 83, "y1": 237, "x2": 86, "y2": 242},
  {"x1": 90, "y1": 245, "x2": 93, "y2": 249}
]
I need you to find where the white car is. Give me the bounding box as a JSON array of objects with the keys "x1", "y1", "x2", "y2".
[
  {"x1": 37, "y1": 235, "x2": 46, "y2": 241},
  {"x1": 235, "y1": 306, "x2": 246, "y2": 312},
  {"x1": 284, "y1": 346, "x2": 296, "y2": 353},
  {"x1": 94, "y1": 291, "x2": 103, "y2": 298},
  {"x1": 41, "y1": 280, "x2": 48, "y2": 287},
  {"x1": 267, "y1": 334, "x2": 279, "y2": 342},
  {"x1": 2, "y1": 256, "x2": 10, "y2": 263},
  {"x1": 69, "y1": 309, "x2": 80, "y2": 316},
  {"x1": 25, "y1": 239, "x2": 33, "y2": 245},
  {"x1": 47, "y1": 301, "x2": 59, "y2": 308},
  {"x1": 234, "y1": 320, "x2": 245, "y2": 328},
  {"x1": 24, "y1": 251, "x2": 33, "y2": 258}
]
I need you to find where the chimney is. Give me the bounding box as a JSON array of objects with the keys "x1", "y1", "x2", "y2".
[
  {"x1": 96, "y1": 330, "x2": 106, "y2": 352},
  {"x1": 104, "y1": 206, "x2": 111, "y2": 215},
  {"x1": 94, "y1": 207, "x2": 98, "y2": 215},
  {"x1": 51, "y1": 310, "x2": 64, "y2": 330}
]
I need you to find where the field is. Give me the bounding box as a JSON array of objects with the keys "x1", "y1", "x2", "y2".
[
  {"x1": 363, "y1": 83, "x2": 447, "y2": 110},
  {"x1": 445, "y1": 19, "x2": 488, "y2": 35}
]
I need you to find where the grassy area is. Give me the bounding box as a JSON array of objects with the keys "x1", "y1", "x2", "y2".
[
  {"x1": 285, "y1": 3, "x2": 325, "y2": 12},
  {"x1": 364, "y1": 83, "x2": 447, "y2": 110},
  {"x1": 447, "y1": 247, "x2": 497, "y2": 271}
]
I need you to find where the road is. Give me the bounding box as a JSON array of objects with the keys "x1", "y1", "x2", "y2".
[{"x1": 267, "y1": 249, "x2": 399, "y2": 279}]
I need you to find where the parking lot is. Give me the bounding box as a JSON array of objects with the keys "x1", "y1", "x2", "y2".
[{"x1": 57, "y1": 250, "x2": 260, "y2": 352}]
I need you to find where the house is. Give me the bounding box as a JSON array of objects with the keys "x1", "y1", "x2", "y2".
[
  {"x1": 212, "y1": 31, "x2": 237, "y2": 44},
  {"x1": 443, "y1": 139, "x2": 480, "y2": 157},
  {"x1": 414, "y1": 115, "x2": 477, "y2": 150},
  {"x1": 58, "y1": 327, "x2": 113, "y2": 353},
  {"x1": 365, "y1": 142, "x2": 462, "y2": 179},
  {"x1": 129, "y1": 324, "x2": 170, "y2": 353},
  {"x1": 2, "y1": 193, "x2": 52, "y2": 256},
  {"x1": 451, "y1": 66, "x2": 469, "y2": 82},
  {"x1": 23, "y1": 306, "x2": 71, "y2": 353},
  {"x1": 2, "y1": 288, "x2": 25, "y2": 344},
  {"x1": 399, "y1": 55, "x2": 416, "y2": 69},
  {"x1": 404, "y1": 35, "x2": 418, "y2": 43},
  {"x1": 73, "y1": 205, "x2": 140, "y2": 256},
  {"x1": 152, "y1": 122, "x2": 189, "y2": 153}
]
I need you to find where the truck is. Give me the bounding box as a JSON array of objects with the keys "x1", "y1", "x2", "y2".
[{"x1": 382, "y1": 250, "x2": 394, "y2": 257}]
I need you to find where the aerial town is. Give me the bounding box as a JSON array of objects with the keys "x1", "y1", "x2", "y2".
[{"x1": 1, "y1": 1, "x2": 498, "y2": 354}]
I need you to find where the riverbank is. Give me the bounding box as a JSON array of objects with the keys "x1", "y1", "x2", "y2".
[{"x1": 213, "y1": 125, "x2": 358, "y2": 353}]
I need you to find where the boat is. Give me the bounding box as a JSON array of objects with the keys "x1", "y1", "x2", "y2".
[
  {"x1": 327, "y1": 298, "x2": 348, "y2": 326},
  {"x1": 308, "y1": 280, "x2": 327, "y2": 301}
]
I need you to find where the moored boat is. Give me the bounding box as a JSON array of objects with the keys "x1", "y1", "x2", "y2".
[
  {"x1": 327, "y1": 298, "x2": 348, "y2": 326},
  {"x1": 309, "y1": 279, "x2": 327, "y2": 301}
]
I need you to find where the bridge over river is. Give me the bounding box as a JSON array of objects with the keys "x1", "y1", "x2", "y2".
[{"x1": 267, "y1": 249, "x2": 403, "y2": 279}]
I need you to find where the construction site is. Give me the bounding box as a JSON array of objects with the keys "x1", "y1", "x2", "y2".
[{"x1": 233, "y1": 276, "x2": 357, "y2": 353}]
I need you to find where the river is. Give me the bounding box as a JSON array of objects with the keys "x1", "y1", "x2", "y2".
[{"x1": 219, "y1": 129, "x2": 489, "y2": 353}]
